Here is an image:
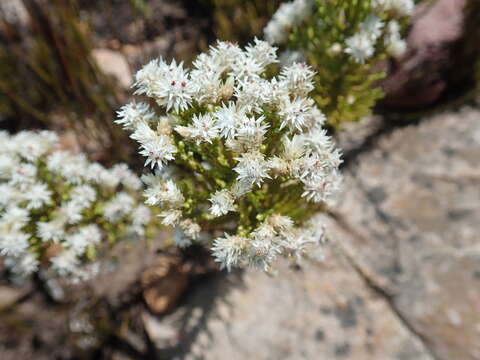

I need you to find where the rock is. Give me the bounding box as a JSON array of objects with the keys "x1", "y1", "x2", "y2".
[
  {"x1": 92, "y1": 48, "x2": 132, "y2": 88},
  {"x1": 141, "y1": 255, "x2": 189, "y2": 314},
  {"x1": 381, "y1": 0, "x2": 473, "y2": 110},
  {"x1": 0, "y1": 0, "x2": 28, "y2": 25},
  {"x1": 144, "y1": 250, "x2": 433, "y2": 360},
  {"x1": 0, "y1": 295, "x2": 73, "y2": 360},
  {"x1": 409, "y1": 0, "x2": 466, "y2": 47},
  {"x1": 0, "y1": 285, "x2": 29, "y2": 310},
  {"x1": 335, "y1": 107, "x2": 480, "y2": 360}
]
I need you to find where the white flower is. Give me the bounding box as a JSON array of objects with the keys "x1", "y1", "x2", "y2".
[
  {"x1": 50, "y1": 249, "x2": 80, "y2": 276},
  {"x1": 65, "y1": 224, "x2": 102, "y2": 256},
  {"x1": 116, "y1": 102, "x2": 155, "y2": 130},
  {"x1": 249, "y1": 234, "x2": 282, "y2": 271},
  {"x1": 46, "y1": 151, "x2": 70, "y2": 172},
  {"x1": 87, "y1": 164, "x2": 120, "y2": 188},
  {"x1": 230, "y1": 180, "x2": 253, "y2": 198},
  {"x1": 131, "y1": 205, "x2": 152, "y2": 226},
  {"x1": 173, "y1": 227, "x2": 192, "y2": 248},
  {"x1": 267, "y1": 214, "x2": 294, "y2": 232},
  {"x1": 372, "y1": 0, "x2": 415, "y2": 17},
  {"x1": 345, "y1": 32, "x2": 376, "y2": 63},
  {"x1": 252, "y1": 222, "x2": 277, "y2": 240},
  {"x1": 174, "y1": 113, "x2": 219, "y2": 144},
  {"x1": 329, "y1": 43, "x2": 343, "y2": 55},
  {"x1": 385, "y1": 20, "x2": 407, "y2": 57},
  {"x1": 58, "y1": 154, "x2": 89, "y2": 185},
  {"x1": 234, "y1": 151, "x2": 271, "y2": 187},
  {"x1": 103, "y1": 192, "x2": 135, "y2": 222},
  {"x1": 60, "y1": 201, "x2": 84, "y2": 224},
  {"x1": 6, "y1": 252, "x2": 39, "y2": 276},
  {"x1": 214, "y1": 102, "x2": 244, "y2": 139},
  {"x1": 235, "y1": 114, "x2": 269, "y2": 146},
  {"x1": 129, "y1": 205, "x2": 152, "y2": 236},
  {"x1": 301, "y1": 169, "x2": 343, "y2": 204},
  {"x1": 301, "y1": 127, "x2": 336, "y2": 155},
  {"x1": 231, "y1": 54, "x2": 265, "y2": 81},
  {"x1": 144, "y1": 179, "x2": 184, "y2": 207},
  {"x1": 149, "y1": 59, "x2": 195, "y2": 113},
  {"x1": 139, "y1": 135, "x2": 177, "y2": 170},
  {"x1": 130, "y1": 121, "x2": 157, "y2": 144},
  {"x1": 1, "y1": 206, "x2": 30, "y2": 231},
  {"x1": 360, "y1": 15, "x2": 384, "y2": 41},
  {"x1": 282, "y1": 135, "x2": 307, "y2": 162},
  {"x1": 0, "y1": 184, "x2": 17, "y2": 208},
  {"x1": 268, "y1": 156, "x2": 289, "y2": 176},
  {"x1": 386, "y1": 36, "x2": 407, "y2": 57},
  {"x1": 281, "y1": 224, "x2": 324, "y2": 261},
  {"x1": 133, "y1": 58, "x2": 162, "y2": 97},
  {"x1": 209, "y1": 41, "x2": 243, "y2": 70},
  {"x1": 179, "y1": 219, "x2": 201, "y2": 240},
  {"x1": 10, "y1": 163, "x2": 37, "y2": 185},
  {"x1": 0, "y1": 231, "x2": 29, "y2": 257},
  {"x1": 191, "y1": 67, "x2": 223, "y2": 105},
  {"x1": 209, "y1": 190, "x2": 236, "y2": 217},
  {"x1": 112, "y1": 164, "x2": 143, "y2": 191},
  {"x1": 0, "y1": 154, "x2": 16, "y2": 179},
  {"x1": 159, "y1": 209, "x2": 183, "y2": 226},
  {"x1": 244, "y1": 38, "x2": 278, "y2": 68},
  {"x1": 67, "y1": 262, "x2": 101, "y2": 284},
  {"x1": 23, "y1": 182, "x2": 52, "y2": 210},
  {"x1": 37, "y1": 218, "x2": 66, "y2": 243},
  {"x1": 234, "y1": 78, "x2": 273, "y2": 112},
  {"x1": 69, "y1": 184, "x2": 96, "y2": 208},
  {"x1": 13, "y1": 131, "x2": 58, "y2": 161},
  {"x1": 212, "y1": 234, "x2": 249, "y2": 271},
  {"x1": 278, "y1": 97, "x2": 317, "y2": 131},
  {"x1": 264, "y1": 0, "x2": 313, "y2": 44},
  {"x1": 279, "y1": 62, "x2": 315, "y2": 97}
]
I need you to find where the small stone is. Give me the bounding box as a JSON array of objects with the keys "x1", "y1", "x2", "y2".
[
  {"x1": 141, "y1": 256, "x2": 189, "y2": 314},
  {"x1": 92, "y1": 48, "x2": 132, "y2": 88}
]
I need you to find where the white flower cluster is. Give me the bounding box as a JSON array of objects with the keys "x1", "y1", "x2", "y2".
[
  {"x1": 118, "y1": 39, "x2": 342, "y2": 271},
  {"x1": 264, "y1": 0, "x2": 313, "y2": 45},
  {"x1": 372, "y1": 0, "x2": 415, "y2": 17},
  {"x1": 0, "y1": 130, "x2": 151, "y2": 282},
  {"x1": 212, "y1": 215, "x2": 327, "y2": 271},
  {"x1": 265, "y1": 0, "x2": 413, "y2": 63},
  {"x1": 344, "y1": 15, "x2": 408, "y2": 63}
]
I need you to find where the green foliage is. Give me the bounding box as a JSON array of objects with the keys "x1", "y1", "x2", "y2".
[{"x1": 282, "y1": 0, "x2": 411, "y2": 129}]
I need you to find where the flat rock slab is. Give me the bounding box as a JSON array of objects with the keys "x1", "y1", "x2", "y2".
[
  {"x1": 146, "y1": 107, "x2": 480, "y2": 359},
  {"x1": 145, "y1": 251, "x2": 433, "y2": 360},
  {"x1": 335, "y1": 107, "x2": 480, "y2": 360}
]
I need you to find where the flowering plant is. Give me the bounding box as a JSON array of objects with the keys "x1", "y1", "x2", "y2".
[
  {"x1": 0, "y1": 130, "x2": 151, "y2": 282},
  {"x1": 264, "y1": 0, "x2": 415, "y2": 128},
  {"x1": 117, "y1": 39, "x2": 342, "y2": 271}
]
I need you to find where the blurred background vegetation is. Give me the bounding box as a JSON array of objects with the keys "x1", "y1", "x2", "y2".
[
  {"x1": 0, "y1": 0, "x2": 126, "y2": 161},
  {"x1": 202, "y1": 0, "x2": 282, "y2": 44}
]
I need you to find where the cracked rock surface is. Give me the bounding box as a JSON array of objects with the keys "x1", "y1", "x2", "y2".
[
  {"x1": 334, "y1": 107, "x2": 480, "y2": 360},
  {"x1": 144, "y1": 107, "x2": 480, "y2": 360}
]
